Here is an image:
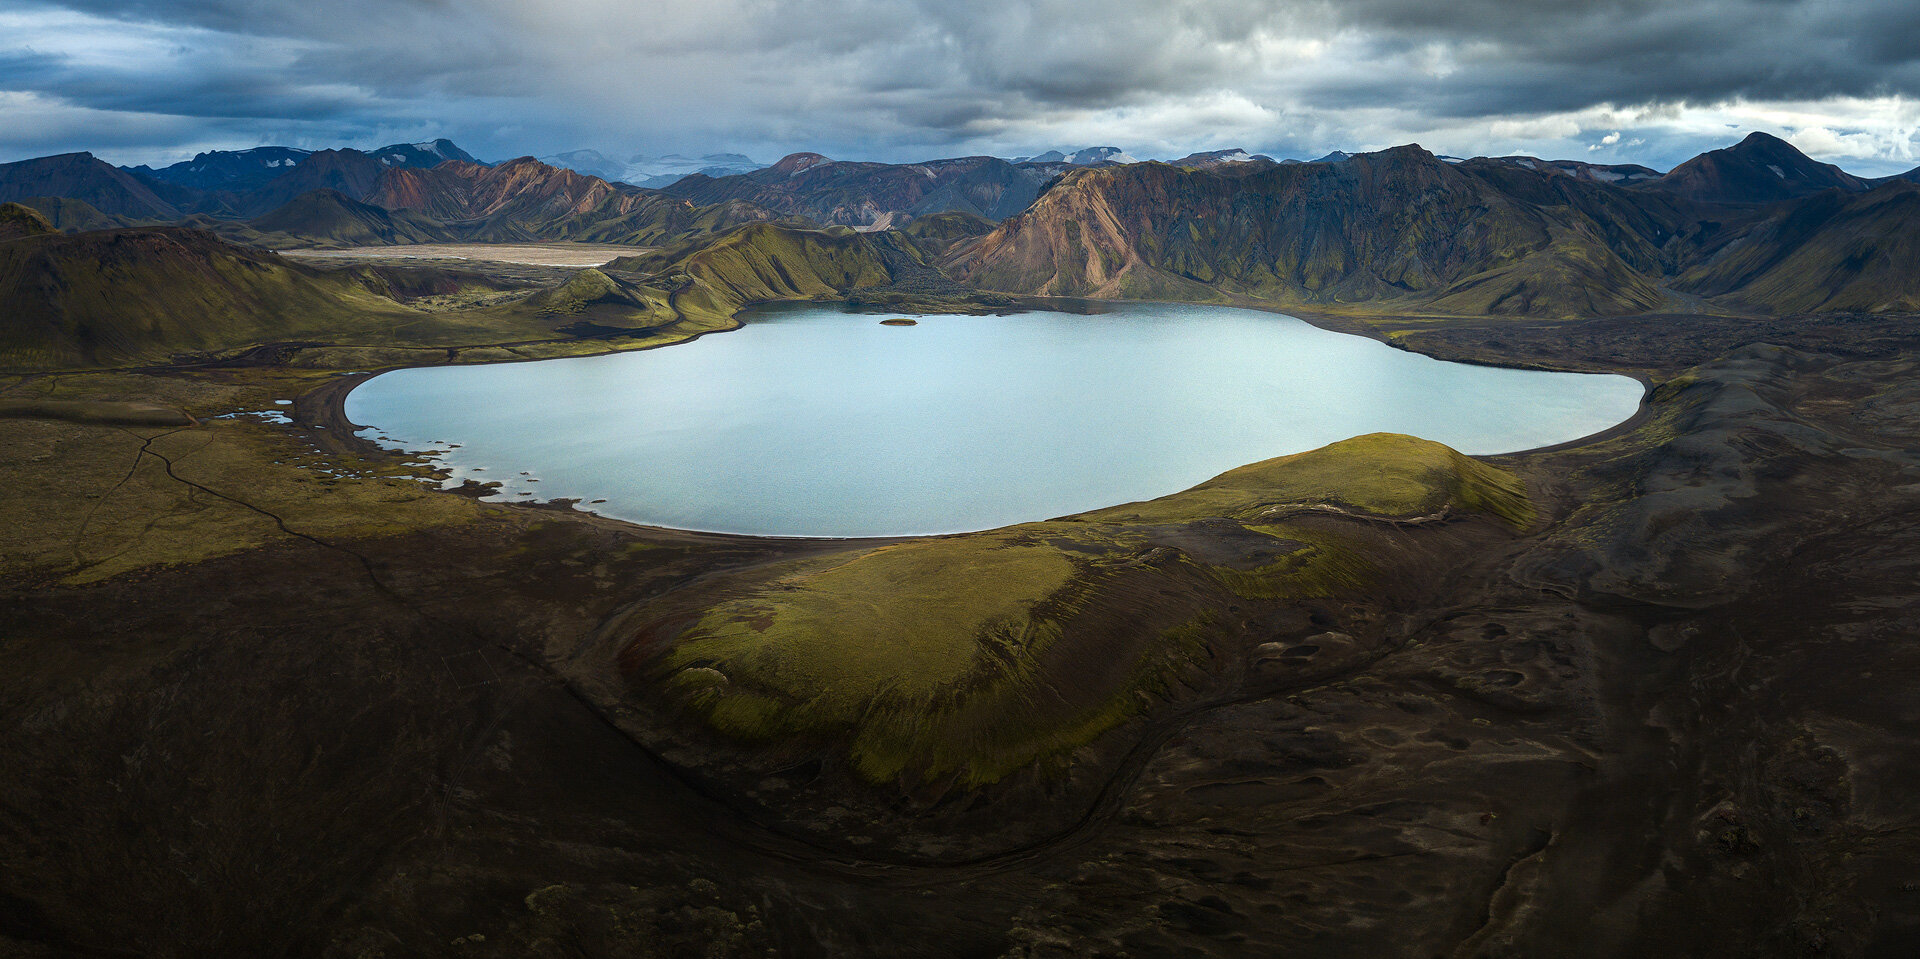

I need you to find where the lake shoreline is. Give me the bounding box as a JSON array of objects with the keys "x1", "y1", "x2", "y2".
[{"x1": 332, "y1": 301, "x2": 1646, "y2": 539}]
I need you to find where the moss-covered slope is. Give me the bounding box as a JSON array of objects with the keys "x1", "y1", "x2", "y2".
[
  {"x1": 0, "y1": 227, "x2": 435, "y2": 369},
  {"x1": 627, "y1": 433, "x2": 1533, "y2": 789},
  {"x1": 0, "y1": 202, "x2": 57, "y2": 241}
]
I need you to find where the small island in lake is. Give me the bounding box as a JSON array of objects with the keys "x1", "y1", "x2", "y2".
[{"x1": 880, "y1": 317, "x2": 918, "y2": 326}]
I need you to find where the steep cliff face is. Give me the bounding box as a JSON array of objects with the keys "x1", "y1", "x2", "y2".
[{"x1": 949, "y1": 146, "x2": 1672, "y2": 317}]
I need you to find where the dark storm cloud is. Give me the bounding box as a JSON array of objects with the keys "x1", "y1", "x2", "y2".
[{"x1": 5, "y1": 0, "x2": 1920, "y2": 173}]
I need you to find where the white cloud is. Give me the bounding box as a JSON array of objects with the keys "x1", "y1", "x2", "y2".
[{"x1": 5, "y1": 0, "x2": 1920, "y2": 176}]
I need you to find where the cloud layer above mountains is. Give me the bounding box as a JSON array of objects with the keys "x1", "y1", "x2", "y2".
[{"x1": 4, "y1": 0, "x2": 1919, "y2": 174}]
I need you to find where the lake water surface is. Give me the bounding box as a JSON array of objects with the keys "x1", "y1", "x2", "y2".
[{"x1": 345, "y1": 303, "x2": 1642, "y2": 536}]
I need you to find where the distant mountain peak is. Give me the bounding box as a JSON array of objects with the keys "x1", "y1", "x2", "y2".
[
  {"x1": 1011, "y1": 147, "x2": 1138, "y2": 166},
  {"x1": 369, "y1": 138, "x2": 479, "y2": 168},
  {"x1": 1646, "y1": 130, "x2": 1868, "y2": 204},
  {"x1": 1170, "y1": 149, "x2": 1278, "y2": 171},
  {"x1": 1069, "y1": 146, "x2": 1137, "y2": 165},
  {"x1": 772, "y1": 152, "x2": 833, "y2": 175}
]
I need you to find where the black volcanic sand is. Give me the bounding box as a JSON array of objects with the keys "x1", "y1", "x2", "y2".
[{"x1": 5, "y1": 298, "x2": 1920, "y2": 957}]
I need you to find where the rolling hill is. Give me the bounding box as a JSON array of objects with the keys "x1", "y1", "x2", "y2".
[{"x1": 0, "y1": 202, "x2": 57, "y2": 241}]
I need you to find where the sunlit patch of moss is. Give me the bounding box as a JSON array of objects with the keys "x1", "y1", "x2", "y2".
[
  {"x1": 1081, "y1": 432, "x2": 1534, "y2": 530},
  {"x1": 665, "y1": 538, "x2": 1076, "y2": 714}
]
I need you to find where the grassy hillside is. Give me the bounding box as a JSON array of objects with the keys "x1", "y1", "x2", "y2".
[
  {"x1": 0, "y1": 227, "x2": 692, "y2": 371},
  {"x1": 13, "y1": 196, "x2": 138, "y2": 233}
]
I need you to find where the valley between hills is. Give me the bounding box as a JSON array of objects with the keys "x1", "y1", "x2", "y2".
[{"x1": 5, "y1": 132, "x2": 1920, "y2": 957}]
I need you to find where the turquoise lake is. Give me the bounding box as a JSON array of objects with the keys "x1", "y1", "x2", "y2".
[{"x1": 343, "y1": 303, "x2": 1643, "y2": 537}]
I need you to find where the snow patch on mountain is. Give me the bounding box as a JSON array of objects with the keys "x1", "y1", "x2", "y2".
[
  {"x1": 537, "y1": 150, "x2": 765, "y2": 187},
  {"x1": 1011, "y1": 146, "x2": 1139, "y2": 165}
]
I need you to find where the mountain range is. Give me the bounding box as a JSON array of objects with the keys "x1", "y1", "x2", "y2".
[
  {"x1": 946, "y1": 134, "x2": 1920, "y2": 316},
  {"x1": 0, "y1": 147, "x2": 780, "y2": 248},
  {"x1": 5, "y1": 131, "x2": 1920, "y2": 322}
]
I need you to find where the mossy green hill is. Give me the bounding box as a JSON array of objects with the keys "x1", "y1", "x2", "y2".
[
  {"x1": 634, "y1": 433, "x2": 1534, "y2": 788},
  {"x1": 606, "y1": 221, "x2": 929, "y2": 324},
  {"x1": 0, "y1": 227, "x2": 424, "y2": 369},
  {"x1": 12, "y1": 196, "x2": 135, "y2": 233},
  {"x1": 0, "y1": 202, "x2": 56, "y2": 241},
  {"x1": 0, "y1": 227, "x2": 684, "y2": 372},
  {"x1": 900, "y1": 208, "x2": 997, "y2": 256}
]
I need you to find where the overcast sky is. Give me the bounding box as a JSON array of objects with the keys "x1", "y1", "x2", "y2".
[{"x1": 4, "y1": 0, "x2": 1919, "y2": 175}]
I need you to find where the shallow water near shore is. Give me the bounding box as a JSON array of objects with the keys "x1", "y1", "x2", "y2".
[{"x1": 344, "y1": 303, "x2": 1643, "y2": 536}]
